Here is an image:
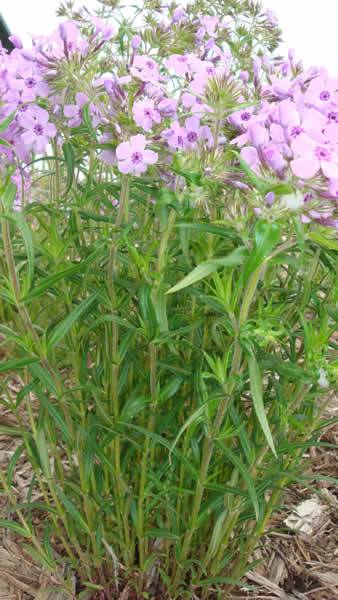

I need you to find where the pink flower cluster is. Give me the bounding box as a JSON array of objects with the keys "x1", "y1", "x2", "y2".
[
  {"x1": 0, "y1": 2, "x2": 336, "y2": 227},
  {"x1": 229, "y1": 67, "x2": 338, "y2": 225}
]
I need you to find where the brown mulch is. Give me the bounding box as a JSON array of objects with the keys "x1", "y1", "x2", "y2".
[{"x1": 0, "y1": 374, "x2": 337, "y2": 599}]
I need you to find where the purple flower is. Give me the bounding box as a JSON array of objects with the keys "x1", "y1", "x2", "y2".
[
  {"x1": 131, "y1": 35, "x2": 142, "y2": 49},
  {"x1": 9, "y1": 67, "x2": 49, "y2": 102},
  {"x1": 162, "y1": 121, "x2": 187, "y2": 150},
  {"x1": 240, "y1": 146, "x2": 261, "y2": 173},
  {"x1": 9, "y1": 35, "x2": 23, "y2": 49},
  {"x1": 165, "y1": 54, "x2": 190, "y2": 76},
  {"x1": 228, "y1": 107, "x2": 254, "y2": 130},
  {"x1": 131, "y1": 55, "x2": 160, "y2": 83},
  {"x1": 172, "y1": 7, "x2": 187, "y2": 23},
  {"x1": 248, "y1": 123, "x2": 269, "y2": 147},
  {"x1": 328, "y1": 178, "x2": 338, "y2": 197},
  {"x1": 157, "y1": 97, "x2": 178, "y2": 117},
  {"x1": 19, "y1": 106, "x2": 56, "y2": 153},
  {"x1": 132, "y1": 98, "x2": 161, "y2": 132},
  {"x1": 265, "y1": 9, "x2": 278, "y2": 27},
  {"x1": 199, "y1": 15, "x2": 219, "y2": 36},
  {"x1": 291, "y1": 133, "x2": 338, "y2": 179},
  {"x1": 57, "y1": 21, "x2": 88, "y2": 57},
  {"x1": 183, "y1": 116, "x2": 213, "y2": 150},
  {"x1": 64, "y1": 93, "x2": 88, "y2": 128},
  {"x1": 262, "y1": 143, "x2": 287, "y2": 172},
  {"x1": 304, "y1": 74, "x2": 338, "y2": 111},
  {"x1": 90, "y1": 16, "x2": 115, "y2": 41},
  {"x1": 116, "y1": 134, "x2": 158, "y2": 175}
]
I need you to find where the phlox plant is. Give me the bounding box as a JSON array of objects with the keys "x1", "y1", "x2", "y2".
[{"x1": 0, "y1": 1, "x2": 337, "y2": 598}]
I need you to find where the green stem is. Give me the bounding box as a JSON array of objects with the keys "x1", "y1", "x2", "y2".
[{"x1": 172, "y1": 266, "x2": 264, "y2": 592}]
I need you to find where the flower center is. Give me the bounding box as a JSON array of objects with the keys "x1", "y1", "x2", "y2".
[
  {"x1": 131, "y1": 151, "x2": 143, "y2": 164},
  {"x1": 187, "y1": 131, "x2": 198, "y2": 142},
  {"x1": 144, "y1": 109, "x2": 152, "y2": 118},
  {"x1": 328, "y1": 111, "x2": 338, "y2": 122},
  {"x1": 315, "y1": 146, "x2": 331, "y2": 161},
  {"x1": 33, "y1": 123, "x2": 44, "y2": 136},
  {"x1": 177, "y1": 135, "x2": 184, "y2": 146},
  {"x1": 241, "y1": 111, "x2": 251, "y2": 121},
  {"x1": 146, "y1": 61, "x2": 154, "y2": 70},
  {"x1": 25, "y1": 77, "x2": 36, "y2": 88},
  {"x1": 290, "y1": 126, "x2": 304, "y2": 137},
  {"x1": 319, "y1": 90, "x2": 330, "y2": 101}
]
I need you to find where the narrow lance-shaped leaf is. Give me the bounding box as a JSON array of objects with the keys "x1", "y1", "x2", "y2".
[
  {"x1": 47, "y1": 290, "x2": 100, "y2": 352},
  {"x1": 62, "y1": 141, "x2": 76, "y2": 196},
  {"x1": 222, "y1": 447, "x2": 260, "y2": 520},
  {"x1": 82, "y1": 103, "x2": 97, "y2": 139},
  {"x1": 0, "y1": 356, "x2": 39, "y2": 373},
  {"x1": 5, "y1": 212, "x2": 35, "y2": 295},
  {"x1": 0, "y1": 111, "x2": 16, "y2": 133},
  {"x1": 167, "y1": 247, "x2": 248, "y2": 294},
  {"x1": 248, "y1": 355, "x2": 277, "y2": 458},
  {"x1": 244, "y1": 220, "x2": 281, "y2": 279}
]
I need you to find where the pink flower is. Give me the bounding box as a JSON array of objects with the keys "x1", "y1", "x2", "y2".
[
  {"x1": 131, "y1": 55, "x2": 160, "y2": 83},
  {"x1": 64, "y1": 92, "x2": 88, "y2": 128},
  {"x1": 19, "y1": 106, "x2": 56, "y2": 153},
  {"x1": 162, "y1": 121, "x2": 187, "y2": 150},
  {"x1": 131, "y1": 35, "x2": 142, "y2": 49},
  {"x1": 165, "y1": 54, "x2": 190, "y2": 76},
  {"x1": 199, "y1": 15, "x2": 219, "y2": 36},
  {"x1": 9, "y1": 67, "x2": 49, "y2": 102},
  {"x1": 184, "y1": 116, "x2": 213, "y2": 150},
  {"x1": 240, "y1": 146, "x2": 261, "y2": 173},
  {"x1": 132, "y1": 98, "x2": 161, "y2": 131},
  {"x1": 116, "y1": 134, "x2": 158, "y2": 175},
  {"x1": 228, "y1": 107, "x2": 254, "y2": 130},
  {"x1": 291, "y1": 133, "x2": 338, "y2": 179},
  {"x1": 90, "y1": 16, "x2": 115, "y2": 41},
  {"x1": 248, "y1": 123, "x2": 269, "y2": 147},
  {"x1": 157, "y1": 97, "x2": 177, "y2": 117},
  {"x1": 304, "y1": 74, "x2": 338, "y2": 112}
]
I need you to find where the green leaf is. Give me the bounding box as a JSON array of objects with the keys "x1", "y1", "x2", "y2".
[
  {"x1": 222, "y1": 447, "x2": 260, "y2": 520},
  {"x1": 23, "y1": 243, "x2": 105, "y2": 302},
  {"x1": 47, "y1": 290, "x2": 100, "y2": 352},
  {"x1": 0, "y1": 137, "x2": 11, "y2": 147},
  {"x1": 22, "y1": 543, "x2": 56, "y2": 570},
  {"x1": 0, "y1": 520, "x2": 31, "y2": 538},
  {"x1": 0, "y1": 356, "x2": 39, "y2": 373},
  {"x1": 62, "y1": 142, "x2": 76, "y2": 196},
  {"x1": 1, "y1": 179, "x2": 17, "y2": 210},
  {"x1": 176, "y1": 222, "x2": 238, "y2": 240},
  {"x1": 235, "y1": 152, "x2": 293, "y2": 195},
  {"x1": 7, "y1": 443, "x2": 25, "y2": 486},
  {"x1": 7, "y1": 212, "x2": 35, "y2": 294},
  {"x1": 0, "y1": 111, "x2": 16, "y2": 133},
  {"x1": 248, "y1": 355, "x2": 277, "y2": 457},
  {"x1": 309, "y1": 231, "x2": 338, "y2": 251},
  {"x1": 55, "y1": 486, "x2": 90, "y2": 534},
  {"x1": 0, "y1": 425, "x2": 28, "y2": 436},
  {"x1": 82, "y1": 103, "x2": 97, "y2": 139},
  {"x1": 31, "y1": 384, "x2": 72, "y2": 444},
  {"x1": 244, "y1": 220, "x2": 281, "y2": 279},
  {"x1": 167, "y1": 247, "x2": 248, "y2": 294},
  {"x1": 144, "y1": 528, "x2": 180, "y2": 540}
]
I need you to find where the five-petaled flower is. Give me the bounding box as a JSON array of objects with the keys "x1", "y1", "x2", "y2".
[{"x1": 116, "y1": 134, "x2": 158, "y2": 175}]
